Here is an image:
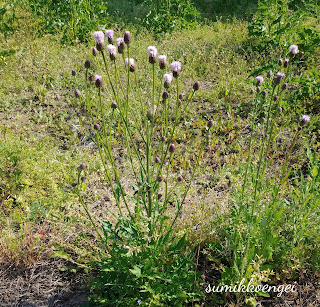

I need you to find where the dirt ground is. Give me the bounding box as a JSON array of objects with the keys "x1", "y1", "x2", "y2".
[{"x1": 0, "y1": 259, "x2": 89, "y2": 307}]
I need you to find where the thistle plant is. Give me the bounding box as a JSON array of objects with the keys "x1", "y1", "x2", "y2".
[
  {"x1": 72, "y1": 30, "x2": 208, "y2": 304},
  {"x1": 218, "y1": 44, "x2": 312, "y2": 303}
]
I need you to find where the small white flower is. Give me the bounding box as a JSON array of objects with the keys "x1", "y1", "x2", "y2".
[
  {"x1": 107, "y1": 44, "x2": 117, "y2": 56},
  {"x1": 289, "y1": 44, "x2": 299, "y2": 55},
  {"x1": 93, "y1": 31, "x2": 104, "y2": 44},
  {"x1": 147, "y1": 46, "x2": 157, "y2": 58},
  {"x1": 158, "y1": 55, "x2": 167, "y2": 69},
  {"x1": 170, "y1": 61, "x2": 181, "y2": 72},
  {"x1": 125, "y1": 58, "x2": 135, "y2": 66},
  {"x1": 116, "y1": 37, "x2": 125, "y2": 47},
  {"x1": 163, "y1": 73, "x2": 173, "y2": 88}
]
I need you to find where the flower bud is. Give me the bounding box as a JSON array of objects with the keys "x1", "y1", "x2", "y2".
[
  {"x1": 284, "y1": 59, "x2": 289, "y2": 68},
  {"x1": 74, "y1": 89, "x2": 81, "y2": 98},
  {"x1": 256, "y1": 86, "x2": 261, "y2": 93},
  {"x1": 147, "y1": 46, "x2": 157, "y2": 64},
  {"x1": 72, "y1": 70, "x2": 76, "y2": 76},
  {"x1": 125, "y1": 58, "x2": 136, "y2": 72},
  {"x1": 81, "y1": 176, "x2": 86, "y2": 182},
  {"x1": 95, "y1": 75, "x2": 102, "y2": 88},
  {"x1": 155, "y1": 156, "x2": 160, "y2": 163},
  {"x1": 282, "y1": 83, "x2": 287, "y2": 90},
  {"x1": 267, "y1": 70, "x2": 273, "y2": 78},
  {"x1": 79, "y1": 163, "x2": 86, "y2": 170},
  {"x1": 255, "y1": 76, "x2": 264, "y2": 86},
  {"x1": 146, "y1": 185, "x2": 151, "y2": 191},
  {"x1": 94, "y1": 123, "x2": 100, "y2": 130},
  {"x1": 169, "y1": 143, "x2": 176, "y2": 153},
  {"x1": 162, "y1": 91, "x2": 169, "y2": 100},
  {"x1": 179, "y1": 93, "x2": 184, "y2": 100},
  {"x1": 92, "y1": 47, "x2": 98, "y2": 56},
  {"x1": 111, "y1": 101, "x2": 117, "y2": 109},
  {"x1": 299, "y1": 51, "x2": 304, "y2": 59},
  {"x1": 207, "y1": 119, "x2": 214, "y2": 128},
  {"x1": 158, "y1": 55, "x2": 166, "y2": 69},
  {"x1": 278, "y1": 58, "x2": 283, "y2": 66},
  {"x1": 289, "y1": 44, "x2": 298, "y2": 57},
  {"x1": 163, "y1": 73, "x2": 173, "y2": 88},
  {"x1": 161, "y1": 136, "x2": 166, "y2": 142},
  {"x1": 107, "y1": 44, "x2": 117, "y2": 61},
  {"x1": 193, "y1": 81, "x2": 200, "y2": 91},
  {"x1": 274, "y1": 95, "x2": 279, "y2": 101},
  {"x1": 157, "y1": 176, "x2": 163, "y2": 182},
  {"x1": 274, "y1": 72, "x2": 285, "y2": 85},
  {"x1": 116, "y1": 38, "x2": 125, "y2": 53},
  {"x1": 89, "y1": 74, "x2": 94, "y2": 82},
  {"x1": 177, "y1": 176, "x2": 183, "y2": 182},
  {"x1": 250, "y1": 89, "x2": 254, "y2": 94},
  {"x1": 85, "y1": 60, "x2": 91, "y2": 69},
  {"x1": 262, "y1": 90, "x2": 267, "y2": 98},
  {"x1": 124, "y1": 31, "x2": 132, "y2": 45},
  {"x1": 94, "y1": 31, "x2": 105, "y2": 51}
]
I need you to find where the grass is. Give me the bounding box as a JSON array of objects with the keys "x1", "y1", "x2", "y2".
[{"x1": 0, "y1": 1, "x2": 320, "y2": 305}]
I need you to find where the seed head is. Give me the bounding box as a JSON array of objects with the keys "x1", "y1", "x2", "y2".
[
  {"x1": 74, "y1": 89, "x2": 81, "y2": 98},
  {"x1": 193, "y1": 81, "x2": 200, "y2": 91},
  {"x1": 169, "y1": 143, "x2": 176, "y2": 153},
  {"x1": 289, "y1": 44, "x2": 298, "y2": 57},
  {"x1": 158, "y1": 55, "x2": 167, "y2": 69},
  {"x1": 300, "y1": 115, "x2": 310, "y2": 125},
  {"x1": 95, "y1": 75, "x2": 103, "y2": 88},
  {"x1": 116, "y1": 37, "x2": 125, "y2": 53},
  {"x1": 111, "y1": 101, "x2": 117, "y2": 109},
  {"x1": 163, "y1": 73, "x2": 173, "y2": 88},
  {"x1": 84, "y1": 60, "x2": 91, "y2": 69},
  {"x1": 107, "y1": 44, "x2": 117, "y2": 61},
  {"x1": 171, "y1": 61, "x2": 181, "y2": 77},
  {"x1": 105, "y1": 29, "x2": 114, "y2": 44},
  {"x1": 125, "y1": 58, "x2": 136, "y2": 72},
  {"x1": 93, "y1": 31, "x2": 105, "y2": 51},
  {"x1": 124, "y1": 31, "x2": 132, "y2": 45},
  {"x1": 147, "y1": 46, "x2": 157, "y2": 64}
]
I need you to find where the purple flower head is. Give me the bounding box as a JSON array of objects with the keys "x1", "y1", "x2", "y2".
[
  {"x1": 177, "y1": 176, "x2": 183, "y2": 182},
  {"x1": 147, "y1": 46, "x2": 157, "y2": 64},
  {"x1": 157, "y1": 176, "x2": 163, "y2": 182},
  {"x1": 300, "y1": 115, "x2": 310, "y2": 125},
  {"x1": 158, "y1": 55, "x2": 167, "y2": 69},
  {"x1": 74, "y1": 89, "x2": 81, "y2": 98},
  {"x1": 93, "y1": 31, "x2": 105, "y2": 51},
  {"x1": 289, "y1": 44, "x2": 298, "y2": 57},
  {"x1": 94, "y1": 123, "x2": 100, "y2": 130},
  {"x1": 255, "y1": 76, "x2": 264, "y2": 85},
  {"x1": 163, "y1": 73, "x2": 173, "y2": 88},
  {"x1": 284, "y1": 58, "x2": 289, "y2": 68},
  {"x1": 105, "y1": 29, "x2": 114, "y2": 44},
  {"x1": 274, "y1": 72, "x2": 285, "y2": 85},
  {"x1": 125, "y1": 58, "x2": 136, "y2": 72},
  {"x1": 84, "y1": 60, "x2": 91, "y2": 69},
  {"x1": 107, "y1": 44, "x2": 117, "y2": 61},
  {"x1": 124, "y1": 31, "x2": 132, "y2": 45},
  {"x1": 95, "y1": 75, "x2": 102, "y2": 88},
  {"x1": 193, "y1": 81, "x2": 200, "y2": 91},
  {"x1": 171, "y1": 61, "x2": 181, "y2": 77},
  {"x1": 116, "y1": 37, "x2": 125, "y2": 53},
  {"x1": 79, "y1": 163, "x2": 86, "y2": 170}
]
